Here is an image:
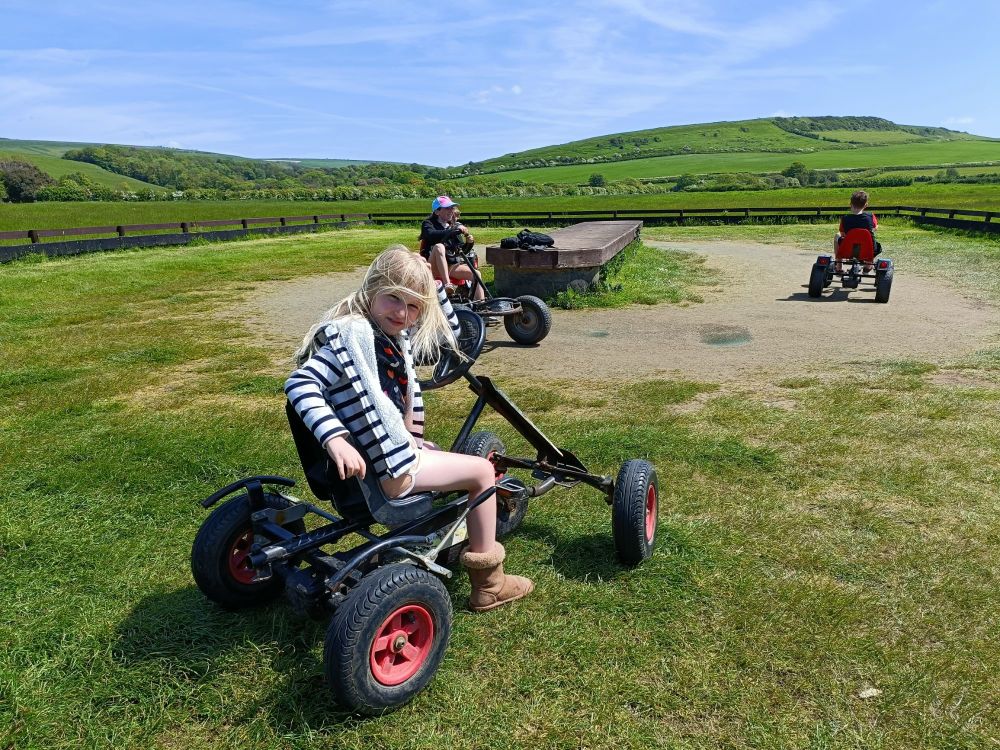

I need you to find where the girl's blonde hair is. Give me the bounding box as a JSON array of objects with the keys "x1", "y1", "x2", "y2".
[{"x1": 294, "y1": 245, "x2": 459, "y2": 365}]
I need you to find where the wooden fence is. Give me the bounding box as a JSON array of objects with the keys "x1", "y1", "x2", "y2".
[{"x1": 1, "y1": 205, "x2": 997, "y2": 263}]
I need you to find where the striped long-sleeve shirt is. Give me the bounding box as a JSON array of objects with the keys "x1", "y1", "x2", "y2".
[{"x1": 284, "y1": 286, "x2": 461, "y2": 480}]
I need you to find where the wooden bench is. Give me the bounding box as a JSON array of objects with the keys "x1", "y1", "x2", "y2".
[{"x1": 485, "y1": 220, "x2": 642, "y2": 297}]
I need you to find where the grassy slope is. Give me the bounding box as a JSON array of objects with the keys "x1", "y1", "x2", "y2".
[
  {"x1": 1, "y1": 224, "x2": 998, "y2": 749},
  {"x1": 0, "y1": 150, "x2": 166, "y2": 192},
  {"x1": 460, "y1": 140, "x2": 1000, "y2": 184},
  {"x1": 3, "y1": 182, "x2": 1000, "y2": 234}
]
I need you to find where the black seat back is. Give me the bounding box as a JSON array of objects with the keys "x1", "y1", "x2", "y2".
[{"x1": 285, "y1": 401, "x2": 433, "y2": 526}]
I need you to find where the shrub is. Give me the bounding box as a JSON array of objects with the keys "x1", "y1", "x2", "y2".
[
  {"x1": 0, "y1": 159, "x2": 54, "y2": 202},
  {"x1": 588, "y1": 173, "x2": 607, "y2": 187}
]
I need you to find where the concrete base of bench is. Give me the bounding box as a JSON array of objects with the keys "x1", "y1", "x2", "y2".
[
  {"x1": 486, "y1": 220, "x2": 641, "y2": 298},
  {"x1": 494, "y1": 265, "x2": 602, "y2": 299}
]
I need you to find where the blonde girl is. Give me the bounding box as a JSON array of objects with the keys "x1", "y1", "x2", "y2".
[{"x1": 285, "y1": 246, "x2": 533, "y2": 612}]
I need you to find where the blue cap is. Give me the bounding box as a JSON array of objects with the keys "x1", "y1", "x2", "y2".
[{"x1": 432, "y1": 195, "x2": 459, "y2": 211}]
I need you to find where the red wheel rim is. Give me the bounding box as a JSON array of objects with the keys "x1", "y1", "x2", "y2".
[
  {"x1": 644, "y1": 484, "x2": 657, "y2": 542},
  {"x1": 370, "y1": 605, "x2": 435, "y2": 686},
  {"x1": 227, "y1": 529, "x2": 258, "y2": 585}
]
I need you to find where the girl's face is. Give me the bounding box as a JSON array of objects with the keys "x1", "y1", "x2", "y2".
[{"x1": 370, "y1": 290, "x2": 423, "y2": 335}]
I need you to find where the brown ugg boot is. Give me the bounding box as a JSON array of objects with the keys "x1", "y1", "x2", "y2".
[{"x1": 461, "y1": 542, "x2": 534, "y2": 612}]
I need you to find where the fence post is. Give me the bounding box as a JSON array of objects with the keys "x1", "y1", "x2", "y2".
[
  {"x1": 29, "y1": 230, "x2": 39, "y2": 244},
  {"x1": 313, "y1": 215, "x2": 319, "y2": 224},
  {"x1": 181, "y1": 222, "x2": 189, "y2": 234},
  {"x1": 116, "y1": 226, "x2": 126, "y2": 237},
  {"x1": 241, "y1": 219, "x2": 248, "y2": 229},
  {"x1": 280, "y1": 217, "x2": 287, "y2": 226}
]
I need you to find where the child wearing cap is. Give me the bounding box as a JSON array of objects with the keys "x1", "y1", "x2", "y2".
[{"x1": 419, "y1": 196, "x2": 485, "y2": 301}]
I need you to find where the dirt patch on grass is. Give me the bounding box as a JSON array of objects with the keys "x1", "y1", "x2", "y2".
[{"x1": 231, "y1": 241, "x2": 1000, "y2": 381}]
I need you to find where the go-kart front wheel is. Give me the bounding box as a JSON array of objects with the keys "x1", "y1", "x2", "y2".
[
  {"x1": 612, "y1": 459, "x2": 658, "y2": 566},
  {"x1": 875, "y1": 267, "x2": 893, "y2": 303},
  {"x1": 504, "y1": 295, "x2": 552, "y2": 345},
  {"x1": 325, "y1": 564, "x2": 452, "y2": 715},
  {"x1": 808, "y1": 264, "x2": 826, "y2": 298},
  {"x1": 191, "y1": 493, "x2": 306, "y2": 610},
  {"x1": 460, "y1": 431, "x2": 526, "y2": 537}
]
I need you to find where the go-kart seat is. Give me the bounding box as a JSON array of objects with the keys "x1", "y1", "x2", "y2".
[
  {"x1": 836, "y1": 228, "x2": 876, "y2": 263},
  {"x1": 285, "y1": 401, "x2": 434, "y2": 527},
  {"x1": 417, "y1": 238, "x2": 475, "y2": 290}
]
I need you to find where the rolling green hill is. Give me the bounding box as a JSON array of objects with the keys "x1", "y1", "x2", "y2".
[
  {"x1": 457, "y1": 140, "x2": 1000, "y2": 185},
  {"x1": 447, "y1": 116, "x2": 997, "y2": 182}
]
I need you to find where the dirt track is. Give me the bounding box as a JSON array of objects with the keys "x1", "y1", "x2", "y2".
[{"x1": 239, "y1": 240, "x2": 1000, "y2": 381}]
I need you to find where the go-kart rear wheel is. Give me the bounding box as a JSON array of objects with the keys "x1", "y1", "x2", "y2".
[
  {"x1": 460, "y1": 431, "x2": 526, "y2": 537},
  {"x1": 504, "y1": 295, "x2": 552, "y2": 345},
  {"x1": 808, "y1": 264, "x2": 826, "y2": 298},
  {"x1": 612, "y1": 459, "x2": 658, "y2": 566},
  {"x1": 875, "y1": 267, "x2": 893, "y2": 303},
  {"x1": 325, "y1": 564, "x2": 452, "y2": 715},
  {"x1": 191, "y1": 493, "x2": 305, "y2": 610}
]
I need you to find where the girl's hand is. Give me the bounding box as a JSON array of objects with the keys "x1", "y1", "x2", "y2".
[{"x1": 324, "y1": 436, "x2": 367, "y2": 480}]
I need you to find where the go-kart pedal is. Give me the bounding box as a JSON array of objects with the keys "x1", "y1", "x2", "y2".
[{"x1": 496, "y1": 476, "x2": 528, "y2": 498}]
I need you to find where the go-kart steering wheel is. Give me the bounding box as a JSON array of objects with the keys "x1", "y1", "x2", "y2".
[{"x1": 418, "y1": 308, "x2": 485, "y2": 390}]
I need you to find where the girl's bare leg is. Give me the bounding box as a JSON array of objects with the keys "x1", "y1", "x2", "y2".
[{"x1": 381, "y1": 450, "x2": 496, "y2": 551}]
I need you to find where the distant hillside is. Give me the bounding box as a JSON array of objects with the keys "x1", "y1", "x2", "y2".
[
  {"x1": 0, "y1": 138, "x2": 384, "y2": 193},
  {"x1": 448, "y1": 116, "x2": 991, "y2": 177}
]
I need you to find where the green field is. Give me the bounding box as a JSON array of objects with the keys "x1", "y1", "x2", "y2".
[
  {"x1": 462, "y1": 141, "x2": 1000, "y2": 184},
  {"x1": 812, "y1": 130, "x2": 929, "y2": 144},
  {"x1": 2, "y1": 183, "x2": 999, "y2": 236},
  {"x1": 2, "y1": 223, "x2": 999, "y2": 748}
]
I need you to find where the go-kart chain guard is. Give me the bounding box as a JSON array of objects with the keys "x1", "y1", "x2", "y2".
[
  {"x1": 454, "y1": 374, "x2": 615, "y2": 499},
  {"x1": 469, "y1": 298, "x2": 522, "y2": 318}
]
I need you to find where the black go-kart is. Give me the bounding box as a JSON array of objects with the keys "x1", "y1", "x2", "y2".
[
  {"x1": 190, "y1": 310, "x2": 657, "y2": 714},
  {"x1": 445, "y1": 237, "x2": 552, "y2": 346},
  {"x1": 808, "y1": 228, "x2": 894, "y2": 303}
]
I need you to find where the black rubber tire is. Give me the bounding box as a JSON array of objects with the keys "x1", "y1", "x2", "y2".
[
  {"x1": 418, "y1": 309, "x2": 485, "y2": 391},
  {"x1": 191, "y1": 493, "x2": 306, "y2": 610},
  {"x1": 612, "y1": 459, "x2": 659, "y2": 567},
  {"x1": 875, "y1": 267, "x2": 893, "y2": 303},
  {"x1": 808, "y1": 264, "x2": 825, "y2": 298},
  {"x1": 459, "y1": 431, "x2": 526, "y2": 538},
  {"x1": 325, "y1": 564, "x2": 452, "y2": 715},
  {"x1": 504, "y1": 295, "x2": 552, "y2": 345}
]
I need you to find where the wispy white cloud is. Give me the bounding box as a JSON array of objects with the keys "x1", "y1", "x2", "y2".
[{"x1": 1, "y1": 0, "x2": 997, "y2": 161}]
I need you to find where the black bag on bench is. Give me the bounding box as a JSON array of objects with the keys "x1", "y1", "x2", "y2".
[{"x1": 500, "y1": 228, "x2": 556, "y2": 252}]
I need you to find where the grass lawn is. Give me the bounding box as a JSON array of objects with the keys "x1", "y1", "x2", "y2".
[{"x1": 2, "y1": 224, "x2": 999, "y2": 749}]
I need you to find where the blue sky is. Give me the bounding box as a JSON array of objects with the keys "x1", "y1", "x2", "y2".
[{"x1": 1, "y1": 0, "x2": 997, "y2": 166}]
